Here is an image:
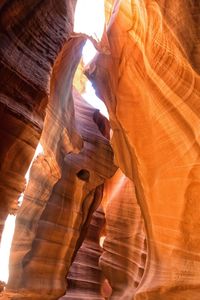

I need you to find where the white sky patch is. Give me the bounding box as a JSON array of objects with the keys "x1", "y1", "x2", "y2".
[
  {"x1": 74, "y1": 0, "x2": 105, "y2": 41},
  {"x1": 74, "y1": 0, "x2": 109, "y2": 119},
  {"x1": 25, "y1": 142, "x2": 44, "y2": 183},
  {"x1": 82, "y1": 81, "x2": 109, "y2": 119},
  {"x1": 82, "y1": 40, "x2": 97, "y2": 65},
  {"x1": 0, "y1": 214, "x2": 16, "y2": 284},
  {"x1": 99, "y1": 235, "x2": 106, "y2": 248}
]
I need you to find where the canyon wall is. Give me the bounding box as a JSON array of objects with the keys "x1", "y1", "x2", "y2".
[
  {"x1": 100, "y1": 169, "x2": 147, "y2": 299},
  {"x1": 61, "y1": 207, "x2": 105, "y2": 300},
  {"x1": 0, "y1": 0, "x2": 200, "y2": 299},
  {"x1": 88, "y1": 0, "x2": 200, "y2": 299},
  {"x1": 3, "y1": 87, "x2": 116, "y2": 299},
  {"x1": 0, "y1": 0, "x2": 77, "y2": 240}
]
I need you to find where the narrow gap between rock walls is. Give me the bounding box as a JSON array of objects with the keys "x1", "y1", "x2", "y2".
[
  {"x1": 74, "y1": 0, "x2": 109, "y2": 119},
  {"x1": 73, "y1": 1, "x2": 113, "y2": 298}
]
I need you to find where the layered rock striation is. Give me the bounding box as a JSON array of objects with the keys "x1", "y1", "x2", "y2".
[
  {"x1": 61, "y1": 207, "x2": 105, "y2": 300},
  {"x1": 88, "y1": 0, "x2": 200, "y2": 299},
  {"x1": 100, "y1": 170, "x2": 147, "y2": 299},
  {"x1": 0, "y1": 0, "x2": 200, "y2": 299},
  {"x1": 4, "y1": 81, "x2": 116, "y2": 299},
  {"x1": 0, "y1": 0, "x2": 78, "y2": 240}
]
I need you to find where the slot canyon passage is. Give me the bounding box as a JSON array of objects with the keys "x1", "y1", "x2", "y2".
[{"x1": 0, "y1": 0, "x2": 200, "y2": 299}]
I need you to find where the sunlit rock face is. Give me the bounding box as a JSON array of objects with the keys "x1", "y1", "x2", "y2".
[
  {"x1": 100, "y1": 169, "x2": 147, "y2": 299},
  {"x1": 0, "y1": 0, "x2": 77, "y2": 240},
  {"x1": 88, "y1": 0, "x2": 200, "y2": 299}
]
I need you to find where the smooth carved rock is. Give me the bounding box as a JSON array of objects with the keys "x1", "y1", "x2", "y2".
[
  {"x1": 100, "y1": 169, "x2": 147, "y2": 299},
  {"x1": 0, "y1": 0, "x2": 77, "y2": 240},
  {"x1": 4, "y1": 80, "x2": 116, "y2": 299},
  {"x1": 0, "y1": 103, "x2": 40, "y2": 242},
  {"x1": 1, "y1": 1, "x2": 200, "y2": 299},
  {"x1": 3, "y1": 34, "x2": 85, "y2": 299},
  {"x1": 61, "y1": 207, "x2": 105, "y2": 300},
  {"x1": 88, "y1": 0, "x2": 200, "y2": 299},
  {"x1": 60, "y1": 170, "x2": 146, "y2": 300}
]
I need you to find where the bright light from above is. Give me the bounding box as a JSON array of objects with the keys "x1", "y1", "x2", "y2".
[
  {"x1": 18, "y1": 142, "x2": 44, "y2": 206},
  {"x1": 99, "y1": 235, "x2": 106, "y2": 248},
  {"x1": 82, "y1": 40, "x2": 97, "y2": 65},
  {"x1": 82, "y1": 81, "x2": 109, "y2": 119},
  {"x1": 74, "y1": 0, "x2": 105, "y2": 66},
  {"x1": 74, "y1": 0, "x2": 109, "y2": 119},
  {"x1": 74, "y1": 0, "x2": 105, "y2": 41},
  {"x1": 0, "y1": 214, "x2": 16, "y2": 284},
  {"x1": 25, "y1": 143, "x2": 44, "y2": 183}
]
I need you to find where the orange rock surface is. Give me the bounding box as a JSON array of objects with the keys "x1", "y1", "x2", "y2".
[
  {"x1": 0, "y1": 0, "x2": 200, "y2": 299},
  {"x1": 88, "y1": 0, "x2": 200, "y2": 299},
  {"x1": 101, "y1": 169, "x2": 147, "y2": 299}
]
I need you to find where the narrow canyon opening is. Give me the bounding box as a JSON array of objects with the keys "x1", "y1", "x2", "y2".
[
  {"x1": 74, "y1": 0, "x2": 109, "y2": 119},
  {"x1": 0, "y1": 0, "x2": 199, "y2": 299}
]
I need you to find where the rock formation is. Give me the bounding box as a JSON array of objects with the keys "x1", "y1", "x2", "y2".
[
  {"x1": 88, "y1": 0, "x2": 200, "y2": 299},
  {"x1": 3, "y1": 84, "x2": 116, "y2": 299},
  {"x1": 0, "y1": 0, "x2": 77, "y2": 240},
  {"x1": 61, "y1": 207, "x2": 105, "y2": 300},
  {"x1": 0, "y1": 0, "x2": 200, "y2": 299},
  {"x1": 100, "y1": 170, "x2": 147, "y2": 299}
]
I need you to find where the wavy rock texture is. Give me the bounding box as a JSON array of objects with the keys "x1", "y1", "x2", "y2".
[
  {"x1": 100, "y1": 169, "x2": 147, "y2": 299},
  {"x1": 61, "y1": 207, "x2": 105, "y2": 300},
  {"x1": 1, "y1": 1, "x2": 200, "y2": 300},
  {"x1": 88, "y1": 0, "x2": 200, "y2": 299},
  {"x1": 60, "y1": 169, "x2": 146, "y2": 300},
  {"x1": 0, "y1": 0, "x2": 77, "y2": 240},
  {"x1": 2, "y1": 35, "x2": 85, "y2": 299},
  {"x1": 3, "y1": 79, "x2": 116, "y2": 299}
]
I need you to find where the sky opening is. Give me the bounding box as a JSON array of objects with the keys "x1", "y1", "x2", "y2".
[{"x1": 74, "y1": 0, "x2": 109, "y2": 119}]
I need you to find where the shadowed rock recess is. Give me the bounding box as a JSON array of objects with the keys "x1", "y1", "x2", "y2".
[{"x1": 0, "y1": 0, "x2": 200, "y2": 299}]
